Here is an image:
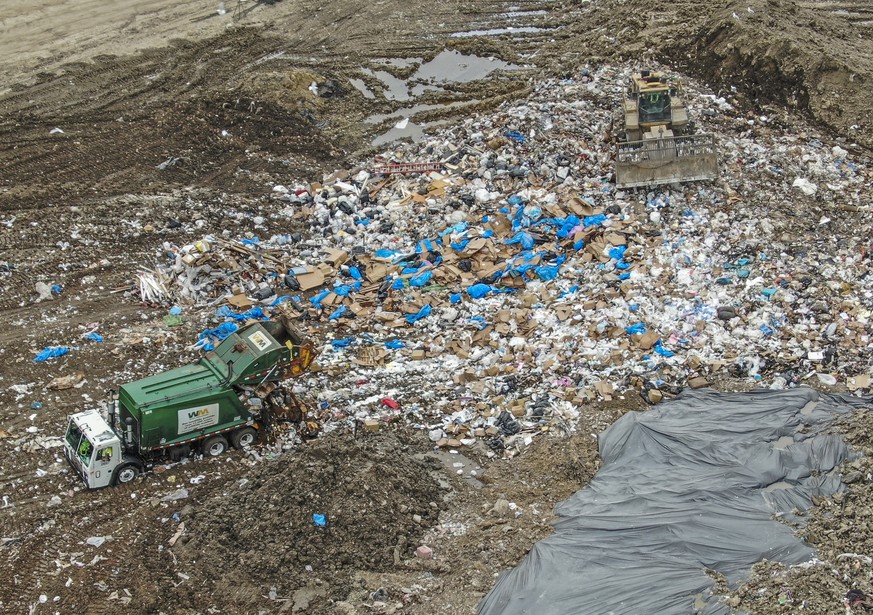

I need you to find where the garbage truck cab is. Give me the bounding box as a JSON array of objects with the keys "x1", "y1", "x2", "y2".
[
  {"x1": 63, "y1": 315, "x2": 317, "y2": 489},
  {"x1": 64, "y1": 408, "x2": 126, "y2": 489}
]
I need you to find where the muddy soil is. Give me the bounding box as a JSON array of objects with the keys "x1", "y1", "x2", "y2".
[{"x1": 1, "y1": 0, "x2": 872, "y2": 614}]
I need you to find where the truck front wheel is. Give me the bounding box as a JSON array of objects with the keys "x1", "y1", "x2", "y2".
[
  {"x1": 202, "y1": 435, "x2": 228, "y2": 457},
  {"x1": 113, "y1": 463, "x2": 141, "y2": 486},
  {"x1": 231, "y1": 427, "x2": 257, "y2": 449}
]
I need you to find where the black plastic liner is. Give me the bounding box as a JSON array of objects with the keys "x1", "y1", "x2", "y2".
[{"x1": 478, "y1": 388, "x2": 871, "y2": 614}]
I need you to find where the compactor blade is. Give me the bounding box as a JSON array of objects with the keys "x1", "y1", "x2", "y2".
[{"x1": 616, "y1": 133, "x2": 718, "y2": 188}]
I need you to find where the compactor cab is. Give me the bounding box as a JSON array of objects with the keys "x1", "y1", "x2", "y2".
[{"x1": 615, "y1": 70, "x2": 718, "y2": 189}]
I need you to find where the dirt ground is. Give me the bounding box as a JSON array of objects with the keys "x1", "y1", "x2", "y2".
[{"x1": 1, "y1": 0, "x2": 872, "y2": 613}]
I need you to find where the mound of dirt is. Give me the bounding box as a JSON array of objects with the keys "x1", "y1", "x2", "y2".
[
  {"x1": 558, "y1": 0, "x2": 872, "y2": 151},
  {"x1": 172, "y1": 431, "x2": 446, "y2": 612},
  {"x1": 685, "y1": 0, "x2": 872, "y2": 152}
]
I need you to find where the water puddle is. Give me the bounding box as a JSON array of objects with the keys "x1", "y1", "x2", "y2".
[
  {"x1": 361, "y1": 68, "x2": 410, "y2": 101},
  {"x1": 365, "y1": 100, "x2": 478, "y2": 124},
  {"x1": 411, "y1": 49, "x2": 520, "y2": 83},
  {"x1": 410, "y1": 83, "x2": 444, "y2": 97},
  {"x1": 502, "y1": 9, "x2": 549, "y2": 18},
  {"x1": 374, "y1": 57, "x2": 422, "y2": 68},
  {"x1": 427, "y1": 450, "x2": 485, "y2": 490},
  {"x1": 348, "y1": 78, "x2": 375, "y2": 99},
  {"x1": 450, "y1": 26, "x2": 550, "y2": 38},
  {"x1": 371, "y1": 118, "x2": 424, "y2": 146},
  {"x1": 363, "y1": 51, "x2": 519, "y2": 146}
]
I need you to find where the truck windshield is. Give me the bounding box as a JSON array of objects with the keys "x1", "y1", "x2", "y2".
[
  {"x1": 65, "y1": 421, "x2": 94, "y2": 463},
  {"x1": 639, "y1": 92, "x2": 671, "y2": 123}
]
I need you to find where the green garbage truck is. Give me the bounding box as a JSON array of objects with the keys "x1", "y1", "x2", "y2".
[{"x1": 63, "y1": 318, "x2": 316, "y2": 489}]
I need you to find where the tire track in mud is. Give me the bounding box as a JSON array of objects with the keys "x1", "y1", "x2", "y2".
[
  {"x1": 0, "y1": 27, "x2": 338, "y2": 218},
  {"x1": 0, "y1": 440, "x2": 221, "y2": 614}
]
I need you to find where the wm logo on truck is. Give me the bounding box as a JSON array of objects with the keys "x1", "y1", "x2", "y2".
[{"x1": 178, "y1": 403, "x2": 220, "y2": 433}]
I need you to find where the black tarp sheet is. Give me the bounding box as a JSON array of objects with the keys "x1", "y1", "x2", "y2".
[{"x1": 478, "y1": 388, "x2": 871, "y2": 614}]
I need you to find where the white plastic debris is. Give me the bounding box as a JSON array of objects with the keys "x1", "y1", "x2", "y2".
[{"x1": 792, "y1": 177, "x2": 818, "y2": 195}]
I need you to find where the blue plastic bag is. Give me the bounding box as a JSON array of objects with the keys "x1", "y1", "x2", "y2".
[
  {"x1": 310, "y1": 289, "x2": 331, "y2": 307},
  {"x1": 199, "y1": 322, "x2": 239, "y2": 343},
  {"x1": 609, "y1": 245, "x2": 627, "y2": 261},
  {"x1": 450, "y1": 238, "x2": 471, "y2": 252},
  {"x1": 331, "y1": 337, "x2": 355, "y2": 349},
  {"x1": 33, "y1": 346, "x2": 70, "y2": 362},
  {"x1": 216, "y1": 306, "x2": 266, "y2": 321},
  {"x1": 467, "y1": 284, "x2": 491, "y2": 299},
  {"x1": 410, "y1": 271, "x2": 433, "y2": 287},
  {"x1": 534, "y1": 265, "x2": 559, "y2": 281},
  {"x1": 328, "y1": 305, "x2": 347, "y2": 320},
  {"x1": 506, "y1": 231, "x2": 535, "y2": 250},
  {"x1": 626, "y1": 323, "x2": 647, "y2": 335},
  {"x1": 583, "y1": 214, "x2": 607, "y2": 227},
  {"x1": 349, "y1": 267, "x2": 362, "y2": 280},
  {"x1": 450, "y1": 293, "x2": 461, "y2": 304},
  {"x1": 440, "y1": 222, "x2": 468, "y2": 239},
  {"x1": 405, "y1": 304, "x2": 432, "y2": 324},
  {"x1": 85, "y1": 332, "x2": 104, "y2": 343},
  {"x1": 416, "y1": 238, "x2": 439, "y2": 253},
  {"x1": 313, "y1": 514, "x2": 327, "y2": 527},
  {"x1": 385, "y1": 339, "x2": 406, "y2": 349},
  {"x1": 653, "y1": 341, "x2": 675, "y2": 357}
]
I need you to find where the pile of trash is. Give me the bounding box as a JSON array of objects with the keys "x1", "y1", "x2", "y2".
[{"x1": 132, "y1": 64, "x2": 872, "y2": 456}]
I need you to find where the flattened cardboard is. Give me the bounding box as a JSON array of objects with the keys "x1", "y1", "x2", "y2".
[
  {"x1": 228, "y1": 294, "x2": 253, "y2": 309},
  {"x1": 463, "y1": 238, "x2": 488, "y2": 255},
  {"x1": 296, "y1": 268, "x2": 326, "y2": 291},
  {"x1": 555, "y1": 305, "x2": 574, "y2": 321},
  {"x1": 636, "y1": 331, "x2": 660, "y2": 350}
]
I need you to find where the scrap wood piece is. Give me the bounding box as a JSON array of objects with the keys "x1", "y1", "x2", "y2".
[
  {"x1": 136, "y1": 269, "x2": 170, "y2": 303},
  {"x1": 213, "y1": 237, "x2": 286, "y2": 266},
  {"x1": 368, "y1": 176, "x2": 394, "y2": 199}
]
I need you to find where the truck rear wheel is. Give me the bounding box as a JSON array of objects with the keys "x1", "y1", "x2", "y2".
[
  {"x1": 202, "y1": 435, "x2": 228, "y2": 457},
  {"x1": 113, "y1": 463, "x2": 140, "y2": 486},
  {"x1": 231, "y1": 427, "x2": 257, "y2": 449}
]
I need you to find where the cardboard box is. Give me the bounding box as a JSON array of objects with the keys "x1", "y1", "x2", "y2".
[{"x1": 324, "y1": 248, "x2": 349, "y2": 267}]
